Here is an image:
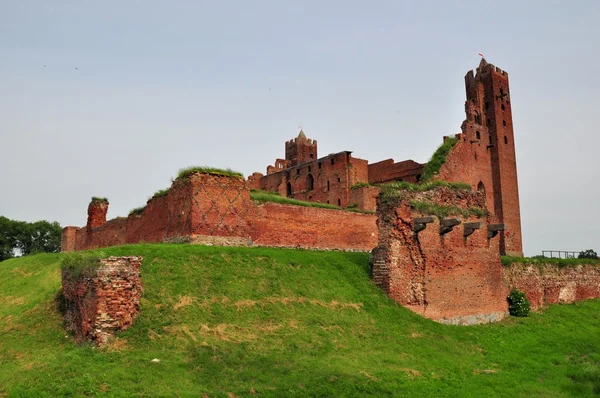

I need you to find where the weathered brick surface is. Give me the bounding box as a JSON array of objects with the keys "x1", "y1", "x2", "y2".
[
  {"x1": 372, "y1": 187, "x2": 509, "y2": 325},
  {"x1": 259, "y1": 150, "x2": 369, "y2": 208},
  {"x1": 87, "y1": 200, "x2": 108, "y2": 231},
  {"x1": 504, "y1": 263, "x2": 600, "y2": 310},
  {"x1": 249, "y1": 202, "x2": 377, "y2": 251},
  {"x1": 60, "y1": 226, "x2": 80, "y2": 252},
  {"x1": 62, "y1": 173, "x2": 378, "y2": 252},
  {"x1": 349, "y1": 186, "x2": 380, "y2": 212},
  {"x1": 61, "y1": 256, "x2": 143, "y2": 345},
  {"x1": 368, "y1": 159, "x2": 424, "y2": 184},
  {"x1": 436, "y1": 59, "x2": 522, "y2": 256}
]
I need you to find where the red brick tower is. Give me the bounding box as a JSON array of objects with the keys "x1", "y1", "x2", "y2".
[
  {"x1": 86, "y1": 198, "x2": 109, "y2": 232},
  {"x1": 285, "y1": 130, "x2": 317, "y2": 167},
  {"x1": 464, "y1": 59, "x2": 523, "y2": 256}
]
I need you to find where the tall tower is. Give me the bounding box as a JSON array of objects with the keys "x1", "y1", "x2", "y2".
[
  {"x1": 464, "y1": 59, "x2": 523, "y2": 256},
  {"x1": 285, "y1": 130, "x2": 318, "y2": 167}
]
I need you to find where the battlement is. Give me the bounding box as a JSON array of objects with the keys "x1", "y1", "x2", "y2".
[{"x1": 285, "y1": 137, "x2": 317, "y2": 145}]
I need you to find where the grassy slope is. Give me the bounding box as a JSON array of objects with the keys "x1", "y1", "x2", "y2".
[{"x1": 0, "y1": 245, "x2": 599, "y2": 397}]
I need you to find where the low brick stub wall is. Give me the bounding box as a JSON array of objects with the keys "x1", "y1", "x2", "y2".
[
  {"x1": 372, "y1": 187, "x2": 509, "y2": 325},
  {"x1": 61, "y1": 256, "x2": 143, "y2": 345},
  {"x1": 503, "y1": 263, "x2": 600, "y2": 310}
]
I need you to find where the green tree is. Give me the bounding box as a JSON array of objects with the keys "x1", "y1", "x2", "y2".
[
  {"x1": 578, "y1": 249, "x2": 598, "y2": 260},
  {"x1": 0, "y1": 216, "x2": 61, "y2": 261}
]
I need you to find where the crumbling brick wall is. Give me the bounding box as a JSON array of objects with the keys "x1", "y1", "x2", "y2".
[
  {"x1": 62, "y1": 172, "x2": 378, "y2": 252},
  {"x1": 503, "y1": 263, "x2": 600, "y2": 310},
  {"x1": 61, "y1": 256, "x2": 143, "y2": 345},
  {"x1": 371, "y1": 186, "x2": 509, "y2": 325}
]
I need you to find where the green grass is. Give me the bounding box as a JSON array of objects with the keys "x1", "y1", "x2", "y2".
[
  {"x1": 501, "y1": 255, "x2": 600, "y2": 268},
  {"x1": 176, "y1": 166, "x2": 244, "y2": 181},
  {"x1": 90, "y1": 197, "x2": 108, "y2": 203},
  {"x1": 420, "y1": 137, "x2": 459, "y2": 182},
  {"x1": 1, "y1": 245, "x2": 600, "y2": 396},
  {"x1": 250, "y1": 190, "x2": 375, "y2": 214},
  {"x1": 150, "y1": 188, "x2": 170, "y2": 200},
  {"x1": 129, "y1": 206, "x2": 146, "y2": 216},
  {"x1": 410, "y1": 200, "x2": 487, "y2": 219},
  {"x1": 60, "y1": 252, "x2": 103, "y2": 278}
]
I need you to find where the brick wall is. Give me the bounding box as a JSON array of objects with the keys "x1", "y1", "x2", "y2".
[
  {"x1": 61, "y1": 256, "x2": 143, "y2": 345},
  {"x1": 368, "y1": 159, "x2": 424, "y2": 184},
  {"x1": 371, "y1": 186, "x2": 509, "y2": 325},
  {"x1": 503, "y1": 263, "x2": 600, "y2": 310},
  {"x1": 62, "y1": 172, "x2": 378, "y2": 252},
  {"x1": 349, "y1": 186, "x2": 380, "y2": 212},
  {"x1": 249, "y1": 202, "x2": 377, "y2": 251}
]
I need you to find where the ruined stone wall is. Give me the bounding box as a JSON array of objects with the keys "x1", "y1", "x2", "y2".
[
  {"x1": 248, "y1": 202, "x2": 377, "y2": 251},
  {"x1": 371, "y1": 186, "x2": 509, "y2": 325},
  {"x1": 368, "y1": 159, "x2": 424, "y2": 184},
  {"x1": 61, "y1": 256, "x2": 143, "y2": 345},
  {"x1": 503, "y1": 263, "x2": 600, "y2": 310}
]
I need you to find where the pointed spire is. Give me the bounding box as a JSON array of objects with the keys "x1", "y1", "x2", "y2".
[
  {"x1": 298, "y1": 129, "x2": 306, "y2": 139},
  {"x1": 478, "y1": 57, "x2": 489, "y2": 68}
]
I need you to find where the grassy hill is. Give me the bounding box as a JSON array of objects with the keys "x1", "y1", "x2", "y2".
[{"x1": 1, "y1": 244, "x2": 599, "y2": 397}]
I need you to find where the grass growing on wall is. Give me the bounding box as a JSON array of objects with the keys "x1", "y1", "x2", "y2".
[
  {"x1": 128, "y1": 206, "x2": 146, "y2": 216},
  {"x1": 250, "y1": 190, "x2": 375, "y2": 214},
  {"x1": 1, "y1": 245, "x2": 600, "y2": 396},
  {"x1": 90, "y1": 197, "x2": 109, "y2": 203},
  {"x1": 176, "y1": 166, "x2": 244, "y2": 181},
  {"x1": 410, "y1": 200, "x2": 486, "y2": 219},
  {"x1": 420, "y1": 137, "x2": 459, "y2": 182},
  {"x1": 60, "y1": 252, "x2": 103, "y2": 278}
]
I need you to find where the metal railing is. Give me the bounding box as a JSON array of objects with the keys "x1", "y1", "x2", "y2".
[{"x1": 541, "y1": 250, "x2": 580, "y2": 259}]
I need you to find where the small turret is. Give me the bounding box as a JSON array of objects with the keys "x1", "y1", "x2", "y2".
[{"x1": 285, "y1": 129, "x2": 318, "y2": 167}]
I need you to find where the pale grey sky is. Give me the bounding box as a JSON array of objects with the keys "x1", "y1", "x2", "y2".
[{"x1": 1, "y1": 0, "x2": 599, "y2": 256}]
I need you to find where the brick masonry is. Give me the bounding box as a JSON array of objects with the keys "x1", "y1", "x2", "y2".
[
  {"x1": 62, "y1": 173, "x2": 378, "y2": 252},
  {"x1": 435, "y1": 59, "x2": 522, "y2": 256},
  {"x1": 371, "y1": 186, "x2": 509, "y2": 325},
  {"x1": 61, "y1": 256, "x2": 143, "y2": 345},
  {"x1": 504, "y1": 263, "x2": 600, "y2": 310}
]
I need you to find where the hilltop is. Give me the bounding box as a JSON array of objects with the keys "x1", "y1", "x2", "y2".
[{"x1": 1, "y1": 244, "x2": 599, "y2": 396}]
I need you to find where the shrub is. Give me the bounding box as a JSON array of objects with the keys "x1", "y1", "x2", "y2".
[
  {"x1": 61, "y1": 252, "x2": 103, "y2": 278},
  {"x1": 91, "y1": 197, "x2": 108, "y2": 203},
  {"x1": 508, "y1": 289, "x2": 530, "y2": 317},
  {"x1": 579, "y1": 249, "x2": 598, "y2": 260}
]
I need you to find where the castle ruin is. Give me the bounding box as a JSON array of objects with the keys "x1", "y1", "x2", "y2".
[{"x1": 61, "y1": 60, "x2": 547, "y2": 324}]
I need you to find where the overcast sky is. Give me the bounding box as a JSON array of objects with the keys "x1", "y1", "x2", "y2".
[{"x1": 1, "y1": 0, "x2": 599, "y2": 256}]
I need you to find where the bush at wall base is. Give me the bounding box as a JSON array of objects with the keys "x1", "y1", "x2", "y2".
[{"x1": 508, "y1": 289, "x2": 531, "y2": 317}]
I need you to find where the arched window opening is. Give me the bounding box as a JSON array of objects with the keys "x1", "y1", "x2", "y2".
[
  {"x1": 307, "y1": 174, "x2": 314, "y2": 191},
  {"x1": 286, "y1": 182, "x2": 292, "y2": 196},
  {"x1": 477, "y1": 181, "x2": 485, "y2": 196}
]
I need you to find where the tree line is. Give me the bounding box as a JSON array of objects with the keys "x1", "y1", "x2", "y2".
[{"x1": 0, "y1": 216, "x2": 61, "y2": 261}]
